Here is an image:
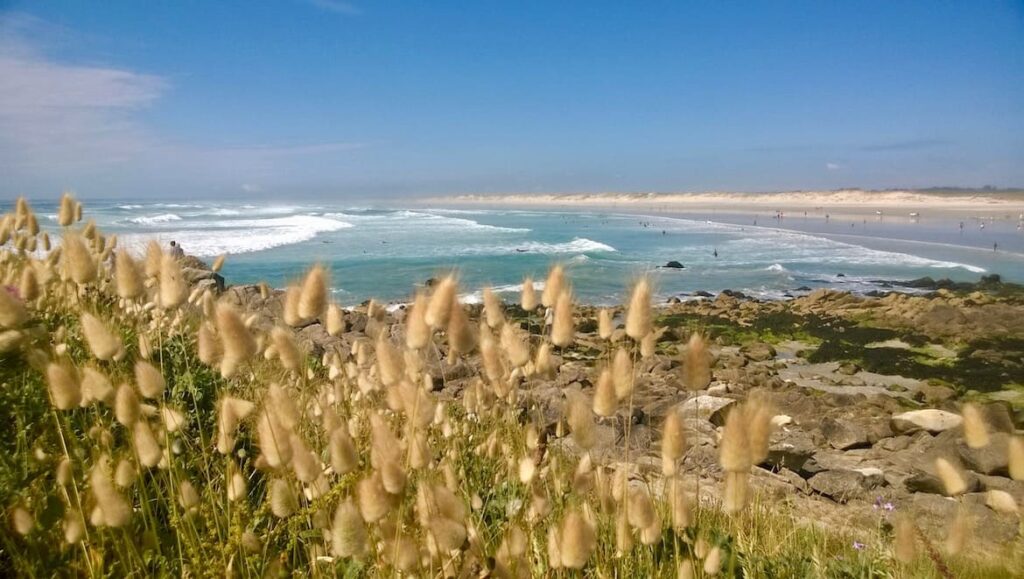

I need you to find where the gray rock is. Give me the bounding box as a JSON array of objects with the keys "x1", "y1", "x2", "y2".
[
  {"x1": 957, "y1": 433, "x2": 1010, "y2": 476},
  {"x1": 808, "y1": 469, "x2": 882, "y2": 503},
  {"x1": 820, "y1": 417, "x2": 870, "y2": 450},
  {"x1": 891, "y1": 409, "x2": 963, "y2": 434},
  {"x1": 762, "y1": 432, "x2": 817, "y2": 475},
  {"x1": 910, "y1": 493, "x2": 1019, "y2": 546},
  {"x1": 904, "y1": 467, "x2": 980, "y2": 495},
  {"x1": 679, "y1": 395, "x2": 736, "y2": 426},
  {"x1": 182, "y1": 267, "x2": 225, "y2": 292},
  {"x1": 976, "y1": 474, "x2": 1024, "y2": 503},
  {"x1": 913, "y1": 384, "x2": 956, "y2": 405},
  {"x1": 740, "y1": 342, "x2": 776, "y2": 362}
]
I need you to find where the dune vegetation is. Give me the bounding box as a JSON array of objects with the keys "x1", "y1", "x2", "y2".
[{"x1": 1, "y1": 195, "x2": 1021, "y2": 577}]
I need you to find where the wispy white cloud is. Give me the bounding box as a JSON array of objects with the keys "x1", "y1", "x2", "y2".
[
  {"x1": 826, "y1": 162, "x2": 841, "y2": 171},
  {"x1": 0, "y1": 13, "x2": 166, "y2": 171},
  {"x1": 0, "y1": 12, "x2": 364, "y2": 196},
  {"x1": 302, "y1": 0, "x2": 361, "y2": 16}
]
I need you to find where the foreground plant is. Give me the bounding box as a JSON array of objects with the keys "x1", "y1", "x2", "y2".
[{"x1": 0, "y1": 194, "x2": 1019, "y2": 577}]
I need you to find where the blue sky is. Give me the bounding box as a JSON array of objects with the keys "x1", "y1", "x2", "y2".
[{"x1": 1, "y1": 1, "x2": 1022, "y2": 199}]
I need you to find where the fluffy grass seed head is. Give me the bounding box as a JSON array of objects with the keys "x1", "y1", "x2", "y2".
[
  {"x1": 662, "y1": 408, "x2": 687, "y2": 475},
  {"x1": 483, "y1": 286, "x2": 504, "y2": 328},
  {"x1": 1010, "y1": 436, "x2": 1024, "y2": 481},
  {"x1": 961, "y1": 403, "x2": 989, "y2": 449},
  {"x1": 598, "y1": 308, "x2": 614, "y2": 340},
  {"x1": 115, "y1": 383, "x2": 141, "y2": 426},
  {"x1": 80, "y1": 313, "x2": 122, "y2": 361},
  {"x1": 62, "y1": 233, "x2": 96, "y2": 284},
  {"x1": 425, "y1": 274, "x2": 457, "y2": 329},
  {"x1": 934, "y1": 457, "x2": 967, "y2": 496},
  {"x1": 132, "y1": 420, "x2": 163, "y2": 468},
  {"x1": 893, "y1": 514, "x2": 917, "y2": 563},
  {"x1": 159, "y1": 253, "x2": 187, "y2": 309},
  {"x1": 521, "y1": 276, "x2": 538, "y2": 311},
  {"x1": 405, "y1": 292, "x2": 431, "y2": 349},
  {"x1": 326, "y1": 303, "x2": 345, "y2": 337},
  {"x1": 625, "y1": 277, "x2": 652, "y2": 340},
  {"x1": 551, "y1": 290, "x2": 575, "y2": 347},
  {"x1": 298, "y1": 265, "x2": 328, "y2": 321},
  {"x1": 559, "y1": 509, "x2": 596, "y2": 569},
  {"x1": 593, "y1": 367, "x2": 617, "y2": 417},
  {"x1": 541, "y1": 265, "x2": 565, "y2": 308},
  {"x1": 269, "y1": 478, "x2": 299, "y2": 517},
  {"x1": 682, "y1": 332, "x2": 711, "y2": 391},
  {"x1": 134, "y1": 360, "x2": 165, "y2": 399},
  {"x1": 612, "y1": 347, "x2": 633, "y2": 400},
  {"x1": 115, "y1": 250, "x2": 144, "y2": 299},
  {"x1": 331, "y1": 499, "x2": 368, "y2": 559},
  {"x1": 46, "y1": 362, "x2": 81, "y2": 410},
  {"x1": 0, "y1": 286, "x2": 27, "y2": 329}
]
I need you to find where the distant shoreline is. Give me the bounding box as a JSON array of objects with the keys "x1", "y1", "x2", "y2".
[{"x1": 427, "y1": 189, "x2": 1024, "y2": 214}]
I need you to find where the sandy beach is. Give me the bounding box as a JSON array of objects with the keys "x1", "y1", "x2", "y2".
[{"x1": 430, "y1": 190, "x2": 1024, "y2": 220}]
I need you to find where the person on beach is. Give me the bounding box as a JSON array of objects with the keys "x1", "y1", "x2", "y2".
[{"x1": 169, "y1": 240, "x2": 185, "y2": 259}]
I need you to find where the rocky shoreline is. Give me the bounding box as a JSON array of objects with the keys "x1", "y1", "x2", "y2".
[{"x1": 184, "y1": 256, "x2": 1024, "y2": 552}]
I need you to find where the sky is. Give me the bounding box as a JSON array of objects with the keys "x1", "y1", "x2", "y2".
[{"x1": 1, "y1": 1, "x2": 1022, "y2": 200}]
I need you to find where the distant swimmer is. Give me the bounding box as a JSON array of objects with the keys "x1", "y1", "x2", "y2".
[
  {"x1": 994, "y1": 242, "x2": 999, "y2": 251},
  {"x1": 713, "y1": 248, "x2": 718, "y2": 258}
]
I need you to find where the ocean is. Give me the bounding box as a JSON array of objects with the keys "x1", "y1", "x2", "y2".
[{"x1": 19, "y1": 199, "x2": 1024, "y2": 305}]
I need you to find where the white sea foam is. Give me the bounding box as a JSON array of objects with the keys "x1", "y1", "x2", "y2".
[
  {"x1": 765, "y1": 263, "x2": 788, "y2": 272},
  {"x1": 119, "y1": 214, "x2": 353, "y2": 257},
  {"x1": 125, "y1": 213, "x2": 183, "y2": 225},
  {"x1": 459, "y1": 237, "x2": 616, "y2": 256}
]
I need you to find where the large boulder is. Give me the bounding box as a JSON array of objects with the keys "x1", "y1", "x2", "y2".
[
  {"x1": 820, "y1": 417, "x2": 870, "y2": 450},
  {"x1": 679, "y1": 395, "x2": 736, "y2": 426},
  {"x1": 890, "y1": 409, "x2": 962, "y2": 434},
  {"x1": 904, "y1": 466, "x2": 980, "y2": 495},
  {"x1": 182, "y1": 267, "x2": 225, "y2": 293},
  {"x1": 957, "y1": 433, "x2": 1010, "y2": 476},
  {"x1": 808, "y1": 468, "x2": 883, "y2": 503}
]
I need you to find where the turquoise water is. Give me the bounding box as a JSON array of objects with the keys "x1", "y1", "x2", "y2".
[{"x1": 18, "y1": 199, "x2": 1024, "y2": 305}]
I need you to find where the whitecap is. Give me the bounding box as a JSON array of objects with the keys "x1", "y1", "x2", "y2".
[
  {"x1": 118, "y1": 214, "x2": 353, "y2": 257},
  {"x1": 125, "y1": 213, "x2": 183, "y2": 225},
  {"x1": 458, "y1": 237, "x2": 616, "y2": 256}
]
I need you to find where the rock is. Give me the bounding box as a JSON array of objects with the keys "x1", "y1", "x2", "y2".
[
  {"x1": 980, "y1": 402, "x2": 1017, "y2": 434},
  {"x1": 666, "y1": 296, "x2": 682, "y2": 304},
  {"x1": 874, "y1": 435, "x2": 913, "y2": 453},
  {"x1": 836, "y1": 361, "x2": 860, "y2": 375},
  {"x1": 693, "y1": 290, "x2": 714, "y2": 298},
  {"x1": 762, "y1": 432, "x2": 817, "y2": 474},
  {"x1": 679, "y1": 395, "x2": 735, "y2": 426},
  {"x1": 808, "y1": 469, "x2": 882, "y2": 503},
  {"x1": 775, "y1": 467, "x2": 810, "y2": 494},
  {"x1": 957, "y1": 433, "x2": 1010, "y2": 476},
  {"x1": 890, "y1": 409, "x2": 963, "y2": 434},
  {"x1": 909, "y1": 493, "x2": 1020, "y2": 546},
  {"x1": 182, "y1": 267, "x2": 225, "y2": 292},
  {"x1": 904, "y1": 466, "x2": 980, "y2": 495},
  {"x1": 740, "y1": 342, "x2": 776, "y2": 362},
  {"x1": 820, "y1": 417, "x2": 870, "y2": 450},
  {"x1": 913, "y1": 384, "x2": 956, "y2": 405},
  {"x1": 707, "y1": 384, "x2": 729, "y2": 396},
  {"x1": 986, "y1": 490, "x2": 1019, "y2": 514},
  {"x1": 664, "y1": 261, "x2": 685, "y2": 269},
  {"x1": 976, "y1": 474, "x2": 1024, "y2": 503},
  {"x1": 771, "y1": 415, "x2": 793, "y2": 428}
]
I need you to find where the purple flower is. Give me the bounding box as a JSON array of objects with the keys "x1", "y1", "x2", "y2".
[
  {"x1": 852, "y1": 541, "x2": 865, "y2": 551},
  {"x1": 882, "y1": 501, "x2": 895, "y2": 512}
]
